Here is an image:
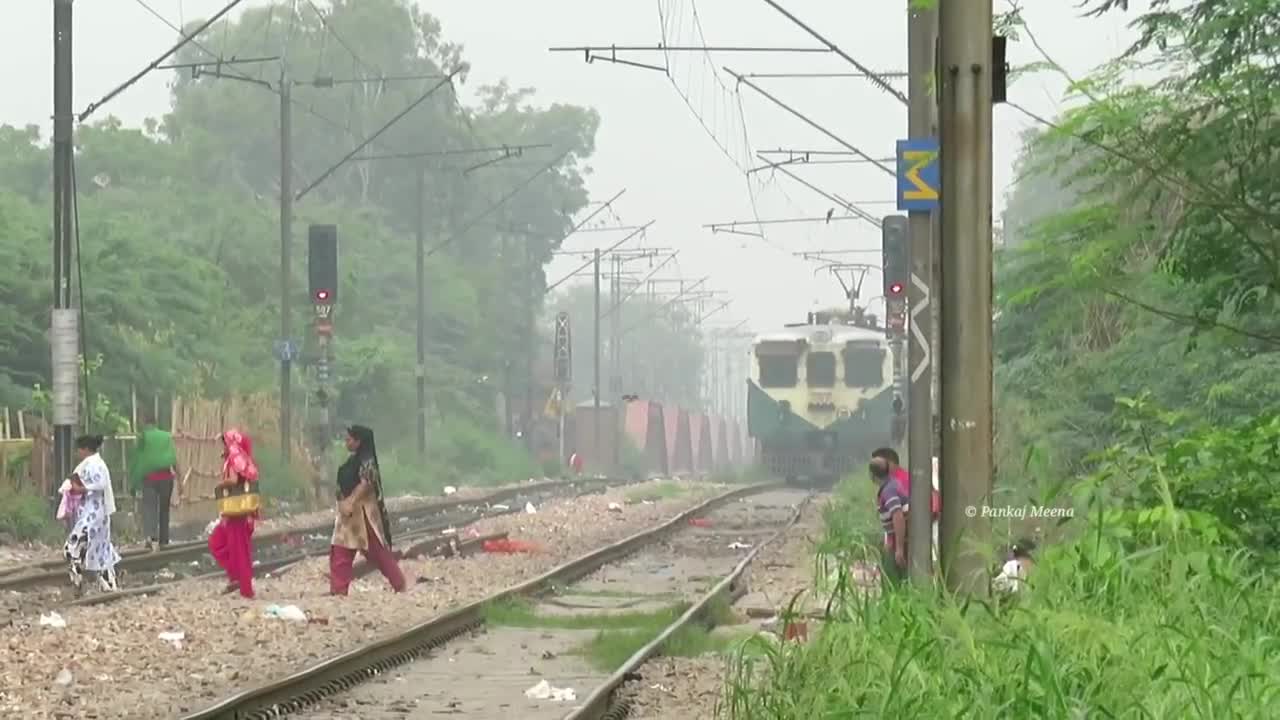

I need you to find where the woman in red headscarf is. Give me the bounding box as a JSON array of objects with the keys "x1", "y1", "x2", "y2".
[{"x1": 208, "y1": 428, "x2": 259, "y2": 599}]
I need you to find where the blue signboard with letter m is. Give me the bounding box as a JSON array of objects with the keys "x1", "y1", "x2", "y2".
[{"x1": 895, "y1": 138, "x2": 940, "y2": 212}]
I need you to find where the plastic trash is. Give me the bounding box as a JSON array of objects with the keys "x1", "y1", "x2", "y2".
[
  {"x1": 728, "y1": 542, "x2": 752, "y2": 550},
  {"x1": 39, "y1": 612, "x2": 66, "y2": 629},
  {"x1": 158, "y1": 631, "x2": 185, "y2": 649},
  {"x1": 492, "y1": 504, "x2": 510, "y2": 512},
  {"x1": 607, "y1": 502, "x2": 623, "y2": 513},
  {"x1": 525, "y1": 502, "x2": 537, "y2": 514},
  {"x1": 54, "y1": 668, "x2": 74, "y2": 686},
  {"x1": 444, "y1": 486, "x2": 457, "y2": 495},
  {"x1": 688, "y1": 517, "x2": 712, "y2": 528},
  {"x1": 263, "y1": 604, "x2": 308, "y2": 622},
  {"x1": 524, "y1": 679, "x2": 577, "y2": 702}
]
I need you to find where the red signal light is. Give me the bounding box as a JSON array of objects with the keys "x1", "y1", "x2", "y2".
[
  {"x1": 315, "y1": 289, "x2": 331, "y2": 302},
  {"x1": 888, "y1": 282, "x2": 904, "y2": 295}
]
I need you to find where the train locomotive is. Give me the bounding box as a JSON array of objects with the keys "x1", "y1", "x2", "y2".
[{"x1": 747, "y1": 307, "x2": 899, "y2": 485}]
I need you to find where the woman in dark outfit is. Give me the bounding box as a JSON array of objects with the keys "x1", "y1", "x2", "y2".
[{"x1": 328, "y1": 425, "x2": 406, "y2": 595}]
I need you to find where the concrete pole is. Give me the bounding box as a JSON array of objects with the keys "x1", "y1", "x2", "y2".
[
  {"x1": 593, "y1": 249, "x2": 601, "y2": 470},
  {"x1": 415, "y1": 166, "x2": 427, "y2": 457},
  {"x1": 907, "y1": 0, "x2": 938, "y2": 584},
  {"x1": 938, "y1": 0, "x2": 994, "y2": 593},
  {"x1": 52, "y1": 0, "x2": 76, "y2": 485},
  {"x1": 279, "y1": 77, "x2": 294, "y2": 467}
]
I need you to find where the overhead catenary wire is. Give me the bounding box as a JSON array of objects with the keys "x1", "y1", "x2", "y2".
[
  {"x1": 621, "y1": 278, "x2": 710, "y2": 337},
  {"x1": 350, "y1": 143, "x2": 553, "y2": 162},
  {"x1": 600, "y1": 251, "x2": 680, "y2": 321},
  {"x1": 755, "y1": 155, "x2": 883, "y2": 229},
  {"x1": 81, "y1": 0, "x2": 249, "y2": 121},
  {"x1": 425, "y1": 148, "x2": 576, "y2": 258},
  {"x1": 131, "y1": 1, "x2": 399, "y2": 157},
  {"x1": 759, "y1": 0, "x2": 907, "y2": 105},
  {"x1": 705, "y1": 215, "x2": 868, "y2": 230},
  {"x1": 294, "y1": 65, "x2": 466, "y2": 201},
  {"x1": 544, "y1": 222, "x2": 656, "y2": 293},
  {"x1": 724, "y1": 67, "x2": 896, "y2": 179}
]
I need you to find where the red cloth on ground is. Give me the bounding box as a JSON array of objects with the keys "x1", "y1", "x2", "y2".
[
  {"x1": 209, "y1": 515, "x2": 255, "y2": 598},
  {"x1": 329, "y1": 514, "x2": 406, "y2": 596}
]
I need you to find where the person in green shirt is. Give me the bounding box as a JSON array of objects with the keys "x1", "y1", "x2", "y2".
[{"x1": 130, "y1": 410, "x2": 179, "y2": 549}]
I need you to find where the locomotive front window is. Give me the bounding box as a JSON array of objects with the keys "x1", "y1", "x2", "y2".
[
  {"x1": 758, "y1": 355, "x2": 798, "y2": 388},
  {"x1": 806, "y1": 352, "x2": 836, "y2": 387},
  {"x1": 843, "y1": 344, "x2": 885, "y2": 387}
]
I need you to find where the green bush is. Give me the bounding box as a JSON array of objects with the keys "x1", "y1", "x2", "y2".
[
  {"x1": 723, "y1": 455, "x2": 1280, "y2": 718},
  {"x1": 0, "y1": 487, "x2": 62, "y2": 544},
  {"x1": 370, "y1": 421, "x2": 538, "y2": 496},
  {"x1": 253, "y1": 442, "x2": 312, "y2": 504}
]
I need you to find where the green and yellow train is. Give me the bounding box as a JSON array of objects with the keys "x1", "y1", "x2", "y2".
[{"x1": 747, "y1": 308, "x2": 900, "y2": 484}]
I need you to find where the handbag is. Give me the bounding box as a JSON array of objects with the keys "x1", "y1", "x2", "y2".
[{"x1": 214, "y1": 480, "x2": 261, "y2": 517}]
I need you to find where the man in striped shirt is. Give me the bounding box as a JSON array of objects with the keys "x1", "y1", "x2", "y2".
[{"x1": 872, "y1": 457, "x2": 907, "y2": 586}]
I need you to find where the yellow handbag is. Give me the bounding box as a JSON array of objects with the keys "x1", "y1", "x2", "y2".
[{"x1": 215, "y1": 481, "x2": 261, "y2": 517}]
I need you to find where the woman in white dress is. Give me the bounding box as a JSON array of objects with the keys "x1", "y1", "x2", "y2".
[{"x1": 63, "y1": 434, "x2": 121, "y2": 592}]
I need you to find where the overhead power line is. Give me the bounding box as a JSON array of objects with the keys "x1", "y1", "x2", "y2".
[
  {"x1": 81, "y1": 0, "x2": 249, "y2": 121},
  {"x1": 350, "y1": 143, "x2": 553, "y2": 162},
  {"x1": 755, "y1": 156, "x2": 883, "y2": 230},
  {"x1": 705, "y1": 215, "x2": 866, "y2": 231},
  {"x1": 724, "y1": 67, "x2": 896, "y2": 179},
  {"x1": 548, "y1": 44, "x2": 831, "y2": 54},
  {"x1": 295, "y1": 65, "x2": 465, "y2": 201},
  {"x1": 602, "y1": 251, "x2": 680, "y2": 320},
  {"x1": 621, "y1": 278, "x2": 710, "y2": 337},
  {"x1": 737, "y1": 71, "x2": 907, "y2": 80},
  {"x1": 545, "y1": 222, "x2": 656, "y2": 293},
  {"x1": 426, "y1": 148, "x2": 576, "y2": 258},
  {"x1": 760, "y1": 0, "x2": 907, "y2": 105}
]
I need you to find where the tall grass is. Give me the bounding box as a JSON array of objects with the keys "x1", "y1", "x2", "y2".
[{"x1": 723, "y1": 477, "x2": 1280, "y2": 719}]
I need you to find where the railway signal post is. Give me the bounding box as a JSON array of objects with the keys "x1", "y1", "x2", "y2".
[
  {"x1": 904, "y1": 0, "x2": 939, "y2": 584},
  {"x1": 881, "y1": 217, "x2": 909, "y2": 448},
  {"x1": 309, "y1": 225, "x2": 337, "y2": 499}
]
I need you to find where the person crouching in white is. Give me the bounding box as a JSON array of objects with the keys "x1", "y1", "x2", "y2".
[
  {"x1": 993, "y1": 538, "x2": 1035, "y2": 596},
  {"x1": 63, "y1": 434, "x2": 122, "y2": 593}
]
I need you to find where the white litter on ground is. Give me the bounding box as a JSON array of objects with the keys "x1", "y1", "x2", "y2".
[{"x1": 525, "y1": 679, "x2": 577, "y2": 702}]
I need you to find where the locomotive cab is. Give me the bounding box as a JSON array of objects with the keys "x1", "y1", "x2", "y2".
[{"x1": 747, "y1": 310, "x2": 895, "y2": 486}]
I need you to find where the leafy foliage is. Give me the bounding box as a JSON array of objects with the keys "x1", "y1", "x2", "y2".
[
  {"x1": 995, "y1": 0, "x2": 1280, "y2": 483},
  {"x1": 0, "y1": 1, "x2": 600, "y2": 476}
]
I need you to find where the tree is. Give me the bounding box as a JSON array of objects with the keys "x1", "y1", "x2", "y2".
[
  {"x1": 0, "y1": 0, "x2": 601, "y2": 475},
  {"x1": 993, "y1": 0, "x2": 1280, "y2": 484}
]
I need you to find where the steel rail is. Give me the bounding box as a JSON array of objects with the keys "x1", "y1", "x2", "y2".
[
  {"x1": 564, "y1": 493, "x2": 813, "y2": 719},
  {"x1": 180, "y1": 482, "x2": 782, "y2": 720},
  {"x1": 0, "y1": 477, "x2": 633, "y2": 593}
]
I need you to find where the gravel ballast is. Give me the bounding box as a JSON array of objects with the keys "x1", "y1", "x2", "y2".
[{"x1": 0, "y1": 479, "x2": 722, "y2": 719}]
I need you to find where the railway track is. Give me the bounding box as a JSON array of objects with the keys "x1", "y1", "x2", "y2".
[
  {"x1": 177, "y1": 483, "x2": 805, "y2": 720},
  {"x1": 0, "y1": 476, "x2": 638, "y2": 615}
]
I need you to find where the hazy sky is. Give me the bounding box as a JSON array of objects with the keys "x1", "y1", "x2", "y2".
[{"x1": 2, "y1": 0, "x2": 1140, "y2": 333}]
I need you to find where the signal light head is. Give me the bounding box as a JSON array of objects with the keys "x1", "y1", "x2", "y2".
[
  {"x1": 888, "y1": 282, "x2": 904, "y2": 295},
  {"x1": 315, "y1": 289, "x2": 331, "y2": 302}
]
